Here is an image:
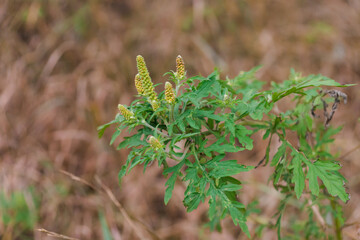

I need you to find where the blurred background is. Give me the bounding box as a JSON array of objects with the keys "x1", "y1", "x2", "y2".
[{"x1": 1, "y1": 0, "x2": 360, "y2": 239}]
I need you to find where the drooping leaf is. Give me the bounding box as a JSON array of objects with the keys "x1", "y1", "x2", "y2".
[
  {"x1": 291, "y1": 152, "x2": 305, "y2": 199},
  {"x1": 271, "y1": 142, "x2": 287, "y2": 166},
  {"x1": 164, "y1": 160, "x2": 185, "y2": 205},
  {"x1": 306, "y1": 161, "x2": 348, "y2": 202}
]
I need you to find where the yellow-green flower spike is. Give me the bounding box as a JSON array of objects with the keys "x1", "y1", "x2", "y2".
[
  {"x1": 149, "y1": 136, "x2": 163, "y2": 150},
  {"x1": 165, "y1": 82, "x2": 175, "y2": 104},
  {"x1": 150, "y1": 100, "x2": 160, "y2": 111},
  {"x1": 118, "y1": 104, "x2": 134, "y2": 121},
  {"x1": 134, "y1": 74, "x2": 144, "y2": 95},
  {"x1": 136, "y1": 55, "x2": 158, "y2": 102},
  {"x1": 176, "y1": 55, "x2": 185, "y2": 80}
]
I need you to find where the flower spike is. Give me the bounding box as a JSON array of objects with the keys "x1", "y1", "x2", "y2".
[
  {"x1": 176, "y1": 55, "x2": 185, "y2": 80},
  {"x1": 134, "y1": 74, "x2": 144, "y2": 95},
  {"x1": 118, "y1": 104, "x2": 134, "y2": 121},
  {"x1": 165, "y1": 82, "x2": 175, "y2": 104},
  {"x1": 136, "y1": 55, "x2": 159, "y2": 110},
  {"x1": 149, "y1": 136, "x2": 163, "y2": 150}
]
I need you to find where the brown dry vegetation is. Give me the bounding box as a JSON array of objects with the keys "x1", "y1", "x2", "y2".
[{"x1": 1, "y1": 0, "x2": 360, "y2": 239}]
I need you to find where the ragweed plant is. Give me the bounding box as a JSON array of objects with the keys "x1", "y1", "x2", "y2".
[{"x1": 98, "y1": 55, "x2": 353, "y2": 239}]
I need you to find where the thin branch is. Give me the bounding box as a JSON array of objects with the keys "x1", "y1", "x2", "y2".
[
  {"x1": 142, "y1": 121, "x2": 170, "y2": 138},
  {"x1": 59, "y1": 170, "x2": 160, "y2": 240},
  {"x1": 95, "y1": 176, "x2": 151, "y2": 240},
  {"x1": 308, "y1": 199, "x2": 326, "y2": 229},
  {"x1": 166, "y1": 143, "x2": 191, "y2": 162},
  {"x1": 59, "y1": 170, "x2": 98, "y2": 190},
  {"x1": 339, "y1": 143, "x2": 360, "y2": 160},
  {"x1": 37, "y1": 228, "x2": 79, "y2": 240}
]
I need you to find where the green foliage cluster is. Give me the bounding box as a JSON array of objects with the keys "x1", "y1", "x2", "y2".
[
  {"x1": 0, "y1": 188, "x2": 39, "y2": 239},
  {"x1": 99, "y1": 56, "x2": 352, "y2": 238}
]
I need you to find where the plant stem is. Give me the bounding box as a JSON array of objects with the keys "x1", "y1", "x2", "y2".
[
  {"x1": 142, "y1": 121, "x2": 170, "y2": 138},
  {"x1": 331, "y1": 199, "x2": 343, "y2": 240}
]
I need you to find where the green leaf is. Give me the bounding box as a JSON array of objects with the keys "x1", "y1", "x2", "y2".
[
  {"x1": 164, "y1": 160, "x2": 185, "y2": 205},
  {"x1": 270, "y1": 142, "x2": 287, "y2": 166},
  {"x1": 97, "y1": 120, "x2": 117, "y2": 138},
  {"x1": 209, "y1": 160, "x2": 253, "y2": 178},
  {"x1": 228, "y1": 206, "x2": 250, "y2": 238},
  {"x1": 110, "y1": 129, "x2": 121, "y2": 145},
  {"x1": 307, "y1": 164, "x2": 319, "y2": 196},
  {"x1": 235, "y1": 125, "x2": 253, "y2": 150},
  {"x1": 117, "y1": 132, "x2": 143, "y2": 149},
  {"x1": 291, "y1": 152, "x2": 305, "y2": 199},
  {"x1": 205, "y1": 143, "x2": 243, "y2": 154},
  {"x1": 99, "y1": 212, "x2": 113, "y2": 240},
  {"x1": 225, "y1": 115, "x2": 236, "y2": 136},
  {"x1": 184, "y1": 192, "x2": 202, "y2": 212},
  {"x1": 177, "y1": 120, "x2": 186, "y2": 132},
  {"x1": 220, "y1": 183, "x2": 242, "y2": 192},
  {"x1": 195, "y1": 110, "x2": 225, "y2": 122},
  {"x1": 186, "y1": 78, "x2": 215, "y2": 107},
  {"x1": 173, "y1": 132, "x2": 201, "y2": 143},
  {"x1": 186, "y1": 117, "x2": 200, "y2": 129},
  {"x1": 307, "y1": 161, "x2": 348, "y2": 202}
]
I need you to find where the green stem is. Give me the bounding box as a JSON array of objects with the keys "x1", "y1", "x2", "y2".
[
  {"x1": 142, "y1": 121, "x2": 170, "y2": 138},
  {"x1": 331, "y1": 199, "x2": 343, "y2": 240}
]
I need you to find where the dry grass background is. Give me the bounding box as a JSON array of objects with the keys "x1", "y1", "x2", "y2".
[{"x1": 1, "y1": 0, "x2": 360, "y2": 239}]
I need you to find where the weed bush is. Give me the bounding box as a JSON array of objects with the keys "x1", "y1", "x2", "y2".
[{"x1": 99, "y1": 55, "x2": 352, "y2": 238}]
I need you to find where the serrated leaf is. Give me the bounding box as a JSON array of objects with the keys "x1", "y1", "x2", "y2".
[
  {"x1": 225, "y1": 116, "x2": 235, "y2": 136},
  {"x1": 186, "y1": 78, "x2": 215, "y2": 107},
  {"x1": 177, "y1": 120, "x2": 186, "y2": 132},
  {"x1": 228, "y1": 206, "x2": 250, "y2": 238},
  {"x1": 307, "y1": 161, "x2": 349, "y2": 202},
  {"x1": 292, "y1": 153, "x2": 305, "y2": 199},
  {"x1": 195, "y1": 110, "x2": 225, "y2": 122},
  {"x1": 186, "y1": 117, "x2": 200, "y2": 129},
  {"x1": 209, "y1": 160, "x2": 253, "y2": 178},
  {"x1": 270, "y1": 142, "x2": 287, "y2": 166},
  {"x1": 97, "y1": 120, "x2": 117, "y2": 138},
  {"x1": 220, "y1": 183, "x2": 242, "y2": 192},
  {"x1": 118, "y1": 150, "x2": 143, "y2": 182},
  {"x1": 307, "y1": 165, "x2": 319, "y2": 196},
  {"x1": 235, "y1": 125, "x2": 253, "y2": 150},
  {"x1": 164, "y1": 160, "x2": 185, "y2": 205},
  {"x1": 110, "y1": 129, "x2": 121, "y2": 145},
  {"x1": 117, "y1": 132, "x2": 143, "y2": 149},
  {"x1": 205, "y1": 143, "x2": 243, "y2": 154}
]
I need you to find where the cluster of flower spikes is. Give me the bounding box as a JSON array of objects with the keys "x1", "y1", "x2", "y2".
[{"x1": 117, "y1": 55, "x2": 184, "y2": 149}]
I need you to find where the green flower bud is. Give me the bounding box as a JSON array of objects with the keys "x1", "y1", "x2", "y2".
[
  {"x1": 118, "y1": 104, "x2": 134, "y2": 121},
  {"x1": 134, "y1": 74, "x2": 144, "y2": 95},
  {"x1": 176, "y1": 55, "x2": 185, "y2": 80},
  {"x1": 150, "y1": 100, "x2": 160, "y2": 111},
  {"x1": 165, "y1": 82, "x2": 175, "y2": 104},
  {"x1": 149, "y1": 136, "x2": 163, "y2": 150}
]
